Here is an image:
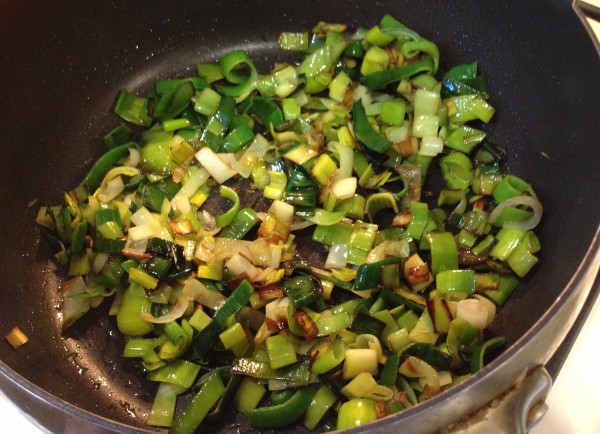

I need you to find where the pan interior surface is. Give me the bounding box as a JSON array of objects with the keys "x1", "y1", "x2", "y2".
[{"x1": 0, "y1": 1, "x2": 598, "y2": 432}]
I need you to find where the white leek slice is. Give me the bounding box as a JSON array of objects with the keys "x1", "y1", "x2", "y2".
[
  {"x1": 96, "y1": 166, "x2": 140, "y2": 202},
  {"x1": 234, "y1": 133, "x2": 270, "y2": 178},
  {"x1": 488, "y1": 195, "x2": 543, "y2": 231},
  {"x1": 333, "y1": 142, "x2": 355, "y2": 181},
  {"x1": 331, "y1": 177, "x2": 357, "y2": 200},
  {"x1": 195, "y1": 147, "x2": 237, "y2": 184},
  {"x1": 456, "y1": 298, "x2": 489, "y2": 330},
  {"x1": 225, "y1": 252, "x2": 260, "y2": 281},
  {"x1": 325, "y1": 243, "x2": 348, "y2": 269},
  {"x1": 418, "y1": 136, "x2": 444, "y2": 157},
  {"x1": 170, "y1": 166, "x2": 210, "y2": 215},
  {"x1": 130, "y1": 206, "x2": 173, "y2": 241},
  {"x1": 62, "y1": 276, "x2": 91, "y2": 331},
  {"x1": 269, "y1": 200, "x2": 295, "y2": 227}
]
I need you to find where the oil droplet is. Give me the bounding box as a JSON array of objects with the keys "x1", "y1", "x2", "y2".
[{"x1": 119, "y1": 401, "x2": 138, "y2": 419}]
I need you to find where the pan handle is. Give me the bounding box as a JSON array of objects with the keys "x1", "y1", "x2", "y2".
[
  {"x1": 443, "y1": 366, "x2": 552, "y2": 434},
  {"x1": 575, "y1": 0, "x2": 600, "y2": 22},
  {"x1": 574, "y1": 0, "x2": 600, "y2": 50}
]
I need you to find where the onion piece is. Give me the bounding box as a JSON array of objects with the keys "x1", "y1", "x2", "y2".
[
  {"x1": 265, "y1": 297, "x2": 291, "y2": 328},
  {"x1": 269, "y1": 200, "x2": 295, "y2": 226},
  {"x1": 62, "y1": 276, "x2": 91, "y2": 331},
  {"x1": 234, "y1": 133, "x2": 270, "y2": 178},
  {"x1": 123, "y1": 147, "x2": 141, "y2": 167},
  {"x1": 122, "y1": 237, "x2": 149, "y2": 258},
  {"x1": 325, "y1": 243, "x2": 348, "y2": 269},
  {"x1": 456, "y1": 298, "x2": 489, "y2": 330},
  {"x1": 97, "y1": 176, "x2": 125, "y2": 203},
  {"x1": 170, "y1": 166, "x2": 210, "y2": 215},
  {"x1": 226, "y1": 253, "x2": 260, "y2": 281},
  {"x1": 138, "y1": 278, "x2": 227, "y2": 324},
  {"x1": 248, "y1": 238, "x2": 282, "y2": 268},
  {"x1": 418, "y1": 136, "x2": 444, "y2": 157},
  {"x1": 333, "y1": 143, "x2": 355, "y2": 181},
  {"x1": 488, "y1": 195, "x2": 543, "y2": 231},
  {"x1": 96, "y1": 166, "x2": 140, "y2": 202},
  {"x1": 330, "y1": 177, "x2": 357, "y2": 200},
  {"x1": 365, "y1": 243, "x2": 386, "y2": 264},
  {"x1": 399, "y1": 355, "x2": 440, "y2": 398},
  {"x1": 185, "y1": 279, "x2": 227, "y2": 311},
  {"x1": 138, "y1": 296, "x2": 190, "y2": 324},
  {"x1": 473, "y1": 294, "x2": 497, "y2": 327},
  {"x1": 127, "y1": 224, "x2": 158, "y2": 241},
  {"x1": 213, "y1": 238, "x2": 251, "y2": 261},
  {"x1": 92, "y1": 252, "x2": 110, "y2": 274},
  {"x1": 130, "y1": 207, "x2": 173, "y2": 241},
  {"x1": 290, "y1": 219, "x2": 315, "y2": 231},
  {"x1": 195, "y1": 147, "x2": 237, "y2": 184},
  {"x1": 193, "y1": 279, "x2": 227, "y2": 311}
]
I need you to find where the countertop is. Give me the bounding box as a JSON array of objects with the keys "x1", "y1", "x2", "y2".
[{"x1": 1, "y1": 6, "x2": 599, "y2": 434}]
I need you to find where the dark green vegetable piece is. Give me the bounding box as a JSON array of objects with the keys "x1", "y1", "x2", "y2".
[
  {"x1": 142, "y1": 256, "x2": 174, "y2": 279},
  {"x1": 137, "y1": 183, "x2": 167, "y2": 213},
  {"x1": 204, "y1": 373, "x2": 244, "y2": 424},
  {"x1": 155, "y1": 77, "x2": 208, "y2": 95},
  {"x1": 378, "y1": 14, "x2": 422, "y2": 44},
  {"x1": 94, "y1": 255, "x2": 126, "y2": 287},
  {"x1": 379, "y1": 351, "x2": 401, "y2": 386},
  {"x1": 243, "y1": 96, "x2": 284, "y2": 129},
  {"x1": 146, "y1": 238, "x2": 186, "y2": 267},
  {"x1": 447, "y1": 318, "x2": 482, "y2": 363},
  {"x1": 219, "y1": 208, "x2": 259, "y2": 240},
  {"x1": 361, "y1": 56, "x2": 435, "y2": 90},
  {"x1": 47, "y1": 206, "x2": 72, "y2": 244},
  {"x1": 69, "y1": 220, "x2": 88, "y2": 255},
  {"x1": 103, "y1": 124, "x2": 133, "y2": 149},
  {"x1": 380, "y1": 288, "x2": 425, "y2": 313},
  {"x1": 283, "y1": 275, "x2": 321, "y2": 309},
  {"x1": 400, "y1": 343, "x2": 452, "y2": 371},
  {"x1": 269, "y1": 388, "x2": 296, "y2": 405},
  {"x1": 215, "y1": 49, "x2": 258, "y2": 99},
  {"x1": 343, "y1": 41, "x2": 366, "y2": 58},
  {"x1": 441, "y1": 62, "x2": 487, "y2": 98},
  {"x1": 163, "y1": 262, "x2": 194, "y2": 282},
  {"x1": 81, "y1": 142, "x2": 138, "y2": 192},
  {"x1": 153, "y1": 81, "x2": 196, "y2": 122},
  {"x1": 352, "y1": 99, "x2": 392, "y2": 153},
  {"x1": 114, "y1": 89, "x2": 153, "y2": 127},
  {"x1": 189, "y1": 280, "x2": 253, "y2": 361},
  {"x1": 201, "y1": 95, "x2": 237, "y2": 151},
  {"x1": 284, "y1": 164, "x2": 317, "y2": 210},
  {"x1": 350, "y1": 311, "x2": 387, "y2": 337},
  {"x1": 93, "y1": 208, "x2": 126, "y2": 253},
  {"x1": 354, "y1": 256, "x2": 403, "y2": 291},
  {"x1": 245, "y1": 386, "x2": 316, "y2": 429},
  {"x1": 471, "y1": 336, "x2": 505, "y2": 373},
  {"x1": 92, "y1": 236, "x2": 126, "y2": 253},
  {"x1": 169, "y1": 369, "x2": 225, "y2": 434},
  {"x1": 219, "y1": 124, "x2": 255, "y2": 153}
]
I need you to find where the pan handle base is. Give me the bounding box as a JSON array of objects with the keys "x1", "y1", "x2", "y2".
[{"x1": 443, "y1": 366, "x2": 552, "y2": 434}]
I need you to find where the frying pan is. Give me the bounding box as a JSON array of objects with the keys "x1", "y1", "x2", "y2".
[{"x1": 0, "y1": 1, "x2": 599, "y2": 433}]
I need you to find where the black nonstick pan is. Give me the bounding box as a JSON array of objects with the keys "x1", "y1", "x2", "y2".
[{"x1": 0, "y1": 1, "x2": 598, "y2": 433}]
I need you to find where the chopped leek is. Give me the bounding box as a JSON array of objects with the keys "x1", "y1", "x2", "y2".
[{"x1": 39, "y1": 14, "x2": 544, "y2": 434}]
